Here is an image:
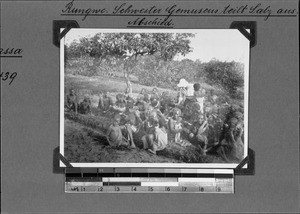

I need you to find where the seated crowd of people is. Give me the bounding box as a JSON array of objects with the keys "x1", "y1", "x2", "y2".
[{"x1": 66, "y1": 78, "x2": 244, "y2": 162}]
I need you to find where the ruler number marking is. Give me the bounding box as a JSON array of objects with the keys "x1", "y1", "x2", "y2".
[{"x1": 71, "y1": 186, "x2": 80, "y2": 191}]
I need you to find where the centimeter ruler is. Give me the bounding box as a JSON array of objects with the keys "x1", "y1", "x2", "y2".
[{"x1": 65, "y1": 169, "x2": 234, "y2": 193}]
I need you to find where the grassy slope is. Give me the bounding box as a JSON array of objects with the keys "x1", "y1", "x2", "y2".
[
  {"x1": 65, "y1": 74, "x2": 220, "y2": 107},
  {"x1": 64, "y1": 74, "x2": 242, "y2": 164}
]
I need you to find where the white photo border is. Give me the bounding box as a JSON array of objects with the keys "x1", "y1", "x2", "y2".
[{"x1": 59, "y1": 28, "x2": 250, "y2": 168}]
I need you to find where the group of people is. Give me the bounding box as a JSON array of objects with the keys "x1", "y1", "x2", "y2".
[{"x1": 66, "y1": 78, "x2": 244, "y2": 162}]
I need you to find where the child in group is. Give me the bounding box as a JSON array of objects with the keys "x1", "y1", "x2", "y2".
[
  {"x1": 112, "y1": 94, "x2": 126, "y2": 113},
  {"x1": 188, "y1": 113, "x2": 209, "y2": 155},
  {"x1": 123, "y1": 98, "x2": 143, "y2": 149},
  {"x1": 168, "y1": 108, "x2": 184, "y2": 145},
  {"x1": 142, "y1": 118, "x2": 168, "y2": 154},
  {"x1": 106, "y1": 114, "x2": 126, "y2": 147}
]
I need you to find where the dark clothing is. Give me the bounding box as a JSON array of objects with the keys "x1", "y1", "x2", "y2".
[
  {"x1": 66, "y1": 94, "x2": 78, "y2": 112},
  {"x1": 78, "y1": 100, "x2": 91, "y2": 114},
  {"x1": 98, "y1": 96, "x2": 113, "y2": 111}
]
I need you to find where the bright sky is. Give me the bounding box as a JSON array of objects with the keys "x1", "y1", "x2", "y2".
[{"x1": 64, "y1": 29, "x2": 249, "y2": 64}]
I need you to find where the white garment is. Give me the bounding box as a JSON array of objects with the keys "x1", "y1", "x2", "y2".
[
  {"x1": 196, "y1": 97, "x2": 204, "y2": 113},
  {"x1": 154, "y1": 127, "x2": 168, "y2": 151},
  {"x1": 186, "y1": 84, "x2": 194, "y2": 96}
]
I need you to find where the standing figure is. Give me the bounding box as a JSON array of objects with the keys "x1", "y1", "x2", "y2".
[
  {"x1": 193, "y1": 83, "x2": 205, "y2": 114},
  {"x1": 125, "y1": 75, "x2": 133, "y2": 99}
]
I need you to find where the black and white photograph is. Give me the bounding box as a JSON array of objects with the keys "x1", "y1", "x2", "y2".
[{"x1": 60, "y1": 29, "x2": 249, "y2": 168}]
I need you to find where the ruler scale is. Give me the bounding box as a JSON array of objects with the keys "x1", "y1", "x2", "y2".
[{"x1": 65, "y1": 168, "x2": 234, "y2": 193}]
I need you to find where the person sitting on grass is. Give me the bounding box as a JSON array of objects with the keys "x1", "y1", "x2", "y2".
[
  {"x1": 98, "y1": 91, "x2": 113, "y2": 112},
  {"x1": 106, "y1": 114, "x2": 127, "y2": 147},
  {"x1": 150, "y1": 87, "x2": 160, "y2": 102},
  {"x1": 188, "y1": 114, "x2": 209, "y2": 155},
  {"x1": 66, "y1": 88, "x2": 78, "y2": 114},
  {"x1": 78, "y1": 97, "x2": 92, "y2": 114},
  {"x1": 122, "y1": 98, "x2": 143, "y2": 149},
  {"x1": 135, "y1": 98, "x2": 151, "y2": 121},
  {"x1": 216, "y1": 115, "x2": 244, "y2": 162},
  {"x1": 111, "y1": 94, "x2": 126, "y2": 113},
  {"x1": 142, "y1": 118, "x2": 168, "y2": 154},
  {"x1": 168, "y1": 108, "x2": 184, "y2": 145}
]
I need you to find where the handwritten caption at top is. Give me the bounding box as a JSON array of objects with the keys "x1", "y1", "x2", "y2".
[{"x1": 61, "y1": 0, "x2": 297, "y2": 26}]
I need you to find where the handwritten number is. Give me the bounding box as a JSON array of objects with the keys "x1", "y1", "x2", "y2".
[
  {"x1": 1, "y1": 72, "x2": 17, "y2": 85},
  {"x1": 2, "y1": 72, "x2": 9, "y2": 81},
  {"x1": 9, "y1": 72, "x2": 17, "y2": 85}
]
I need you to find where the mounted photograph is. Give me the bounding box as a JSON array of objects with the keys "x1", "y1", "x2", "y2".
[{"x1": 60, "y1": 28, "x2": 249, "y2": 168}]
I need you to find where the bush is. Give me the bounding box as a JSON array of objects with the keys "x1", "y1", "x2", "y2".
[{"x1": 203, "y1": 60, "x2": 244, "y2": 98}]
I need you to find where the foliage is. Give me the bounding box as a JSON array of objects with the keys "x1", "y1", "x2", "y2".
[
  {"x1": 133, "y1": 56, "x2": 200, "y2": 89},
  {"x1": 66, "y1": 33, "x2": 195, "y2": 76},
  {"x1": 202, "y1": 60, "x2": 244, "y2": 98}
]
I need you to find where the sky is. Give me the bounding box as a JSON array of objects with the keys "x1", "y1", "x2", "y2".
[{"x1": 64, "y1": 29, "x2": 249, "y2": 64}]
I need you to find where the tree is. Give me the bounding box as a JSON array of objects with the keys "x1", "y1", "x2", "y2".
[
  {"x1": 203, "y1": 60, "x2": 244, "y2": 97},
  {"x1": 67, "y1": 32, "x2": 195, "y2": 77}
]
